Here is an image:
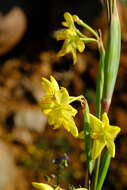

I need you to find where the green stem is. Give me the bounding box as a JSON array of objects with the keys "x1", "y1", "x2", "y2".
[
  {"x1": 79, "y1": 22, "x2": 99, "y2": 40},
  {"x1": 96, "y1": 37, "x2": 105, "y2": 118},
  {"x1": 93, "y1": 34, "x2": 105, "y2": 190},
  {"x1": 83, "y1": 100, "x2": 93, "y2": 189},
  {"x1": 81, "y1": 38, "x2": 98, "y2": 44},
  {"x1": 93, "y1": 156, "x2": 101, "y2": 190},
  {"x1": 76, "y1": 29, "x2": 98, "y2": 44},
  {"x1": 96, "y1": 152, "x2": 111, "y2": 190}
]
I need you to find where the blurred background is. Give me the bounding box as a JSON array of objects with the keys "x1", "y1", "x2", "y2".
[{"x1": 0, "y1": 0, "x2": 127, "y2": 190}]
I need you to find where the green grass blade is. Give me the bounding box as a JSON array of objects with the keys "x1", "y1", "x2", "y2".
[{"x1": 97, "y1": 152, "x2": 111, "y2": 190}]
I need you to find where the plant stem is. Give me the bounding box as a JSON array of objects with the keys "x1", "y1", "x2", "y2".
[
  {"x1": 79, "y1": 22, "x2": 99, "y2": 40},
  {"x1": 96, "y1": 34, "x2": 105, "y2": 118},
  {"x1": 82, "y1": 99, "x2": 93, "y2": 189},
  {"x1": 96, "y1": 152, "x2": 111, "y2": 190},
  {"x1": 92, "y1": 33, "x2": 105, "y2": 190},
  {"x1": 93, "y1": 156, "x2": 101, "y2": 190}
]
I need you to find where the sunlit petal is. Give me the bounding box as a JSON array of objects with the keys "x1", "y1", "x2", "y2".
[
  {"x1": 64, "y1": 12, "x2": 75, "y2": 28},
  {"x1": 63, "y1": 116, "x2": 79, "y2": 137},
  {"x1": 89, "y1": 114, "x2": 102, "y2": 133},
  {"x1": 41, "y1": 77, "x2": 53, "y2": 95},
  {"x1": 50, "y1": 76, "x2": 59, "y2": 91},
  {"x1": 106, "y1": 140, "x2": 115, "y2": 157},
  {"x1": 102, "y1": 112, "x2": 109, "y2": 126},
  {"x1": 32, "y1": 183, "x2": 54, "y2": 190},
  {"x1": 92, "y1": 139, "x2": 106, "y2": 160}
]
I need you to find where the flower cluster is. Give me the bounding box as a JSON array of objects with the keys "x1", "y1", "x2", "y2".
[{"x1": 40, "y1": 76, "x2": 83, "y2": 137}]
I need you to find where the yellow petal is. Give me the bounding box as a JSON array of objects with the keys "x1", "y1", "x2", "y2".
[
  {"x1": 92, "y1": 139, "x2": 106, "y2": 160},
  {"x1": 102, "y1": 112, "x2": 109, "y2": 126},
  {"x1": 55, "y1": 29, "x2": 67, "y2": 41},
  {"x1": 73, "y1": 15, "x2": 81, "y2": 24},
  {"x1": 40, "y1": 96, "x2": 54, "y2": 114},
  {"x1": 89, "y1": 114, "x2": 102, "y2": 133},
  {"x1": 50, "y1": 76, "x2": 59, "y2": 92},
  {"x1": 55, "y1": 87, "x2": 69, "y2": 104},
  {"x1": 106, "y1": 126, "x2": 121, "y2": 140},
  {"x1": 63, "y1": 104, "x2": 77, "y2": 117},
  {"x1": 41, "y1": 77, "x2": 53, "y2": 95},
  {"x1": 62, "y1": 21, "x2": 68, "y2": 27},
  {"x1": 48, "y1": 109, "x2": 62, "y2": 128},
  {"x1": 60, "y1": 87, "x2": 70, "y2": 103},
  {"x1": 41, "y1": 76, "x2": 59, "y2": 95},
  {"x1": 32, "y1": 183, "x2": 54, "y2": 190},
  {"x1": 63, "y1": 116, "x2": 79, "y2": 137},
  {"x1": 72, "y1": 49, "x2": 77, "y2": 64},
  {"x1": 57, "y1": 40, "x2": 70, "y2": 57},
  {"x1": 64, "y1": 12, "x2": 74, "y2": 28},
  {"x1": 106, "y1": 140, "x2": 115, "y2": 157},
  {"x1": 77, "y1": 39, "x2": 85, "y2": 52}
]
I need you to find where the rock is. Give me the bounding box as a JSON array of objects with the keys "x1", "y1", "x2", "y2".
[
  {"x1": 14, "y1": 108, "x2": 47, "y2": 132},
  {"x1": 12, "y1": 128, "x2": 33, "y2": 145}
]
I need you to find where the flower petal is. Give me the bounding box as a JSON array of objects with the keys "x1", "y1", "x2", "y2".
[
  {"x1": 40, "y1": 96, "x2": 54, "y2": 114},
  {"x1": 89, "y1": 114, "x2": 102, "y2": 133},
  {"x1": 63, "y1": 104, "x2": 77, "y2": 117},
  {"x1": 41, "y1": 77, "x2": 53, "y2": 95},
  {"x1": 50, "y1": 76, "x2": 59, "y2": 91},
  {"x1": 92, "y1": 139, "x2": 106, "y2": 160},
  {"x1": 72, "y1": 49, "x2": 77, "y2": 64},
  {"x1": 64, "y1": 12, "x2": 74, "y2": 28},
  {"x1": 106, "y1": 126, "x2": 121, "y2": 140},
  {"x1": 32, "y1": 183, "x2": 54, "y2": 190},
  {"x1": 63, "y1": 116, "x2": 79, "y2": 137},
  {"x1": 102, "y1": 112, "x2": 109, "y2": 126},
  {"x1": 106, "y1": 140, "x2": 115, "y2": 157},
  {"x1": 55, "y1": 87, "x2": 69, "y2": 104},
  {"x1": 55, "y1": 29, "x2": 68, "y2": 40},
  {"x1": 77, "y1": 39, "x2": 85, "y2": 52},
  {"x1": 57, "y1": 39, "x2": 70, "y2": 57}
]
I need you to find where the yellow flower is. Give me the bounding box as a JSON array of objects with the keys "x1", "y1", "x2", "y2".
[
  {"x1": 32, "y1": 183, "x2": 62, "y2": 190},
  {"x1": 32, "y1": 183, "x2": 54, "y2": 190},
  {"x1": 40, "y1": 76, "x2": 83, "y2": 137},
  {"x1": 78, "y1": 113, "x2": 121, "y2": 160},
  {"x1": 32, "y1": 182, "x2": 87, "y2": 190},
  {"x1": 55, "y1": 12, "x2": 85, "y2": 64},
  {"x1": 90, "y1": 112, "x2": 120, "y2": 160}
]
